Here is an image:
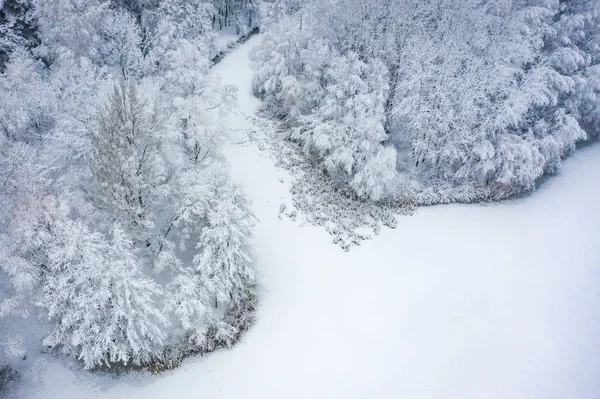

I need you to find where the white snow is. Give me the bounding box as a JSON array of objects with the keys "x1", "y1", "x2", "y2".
[
  {"x1": 12, "y1": 35, "x2": 600, "y2": 399},
  {"x1": 215, "y1": 25, "x2": 243, "y2": 53}
]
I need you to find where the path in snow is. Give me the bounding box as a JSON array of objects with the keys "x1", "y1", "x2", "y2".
[{"x1": 18, "y1": 35, "x2": 600, "y2": 399}]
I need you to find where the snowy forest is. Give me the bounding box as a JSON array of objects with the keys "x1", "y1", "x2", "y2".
[
  {"x1": 0, "y1": 0, "x2": 260, "y2": 374},
  {"x1": 253, "y1": 0, "x2": 600, "y2": 203},
  {"x1": 1, "y1": 0, "x2": 600, "y2": 397}
]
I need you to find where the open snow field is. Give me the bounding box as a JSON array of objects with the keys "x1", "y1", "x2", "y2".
[{"x1": 13, "y1": 35, "x2": 600, "y2": 399}]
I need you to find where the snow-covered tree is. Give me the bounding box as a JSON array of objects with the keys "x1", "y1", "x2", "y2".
[
  {"x1": 0, "y1": 142, "x2": 52, "y2": 319},
  {"x1": 542, "y1": 0, "x2": 600, "y2": 137},
  {"x1": 145, "y1": 0, "x2": 216, "y2": 67},
  {"x1": 195, "y1": 177, "x2": 256, "y2": 310},
  {"x1": 164, "y1": 175, "x2": 257, "y2": 352},
  {"x1": 211, "y1": 0, "x2": 259, "y2": 33},
  {"x1": 252, "y1": 14, "x2": 396, "y2": 200},
  {"x1": 258, "y1": 0, "x2": 301, "y2": 26},
  {"x1": 0, "y1": 148, "x2": 166, "y2": 369},
  {"x1": 33, "y1": 0, "x2": 109, "y2": 63},
  {"x1": 0, "y1": 47, "x2": 54, "y2": 143},
  {"x1": 42, "y1": 223, "x2": 166, "y2": 369},
  {"x1": 162, "y1": 38, "x2": 236, "y2": 165},
  {"x1": 88, "y1": 80, "x2": 169, "y2": 238},
  {"x1": 45, "y1": 53, "x2": 108, "y2": 170},
  {"x1": 101, "y1": 10, "x2": 147, "y2": 79},
  {"x1": 0, "y1": 0, "x2": 38, "y2": 71}
]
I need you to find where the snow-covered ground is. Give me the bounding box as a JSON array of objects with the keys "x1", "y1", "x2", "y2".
[
  {"x1": 12, "y1": 35, "x2": 600, "y2": 399},
  {"x1": 215, "y1": 25, "x2": 242, "y2": 51},
  {"x1": 212, "y1": 25, "x2": 251, "y2": 60}
]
